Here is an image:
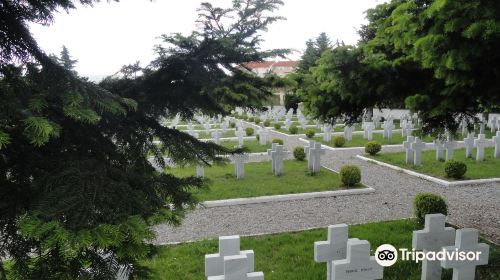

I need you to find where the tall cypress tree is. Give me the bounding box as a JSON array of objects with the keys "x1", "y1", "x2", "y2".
[{"x1": 0, "y1": 0, "x2": 287, "y2": 278}]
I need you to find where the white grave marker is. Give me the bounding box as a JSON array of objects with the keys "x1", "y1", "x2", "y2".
[
  {"x1": 463, "y1": 133, "x2": 475, "y2": 158},
  {"x1": 231, "y1": 154, "x2": 249, "y2": 179},
  {"x1": 304, "y1": 141, "x2": 316, "y2": 172},
  {"x1": 309, "y1": 143, "x2": 326, "y2": 173},
  {"x1": 270, "y1": 145, "x2": 286, "y2": 176},
  {"x1": 364, "y1": 122, "x2": 375, "y2": 141},
  {"x1": 332, "y1": 239, "x2": 384, "y2": 280},
  {"x1": 434, "y1": 139, "x2": 444, "y2": 161},
  {"x1": 323, "y1": 124, "x2": 332, "y2": 142},
  {"x1": 403, "y1": 136, "x2": 415, "y2": 164},
  {"x1": 412, "y1": 214, "x2": 455, "y2": 280},
  {"x1": 235, "y1": 129, "x2": 245, "y2": 147},
  {"x1": 493, "y1": 131, "x2": 500, "y2": 158},
  {"x1": 412, "y1": 137, "x2": 426, "y2": 165},
  {"x1": 444, "y1": 140, "x2": 456, "y2": 161},
  {"x1": 474, "y1": 134, "x2": 489, "y2": 161},
  {"x1": 205, "y1": 236, "x2": 255, "y2": 278},
  {"x1": 196, "y1": 165, "x2": 205, "y2": 178}
]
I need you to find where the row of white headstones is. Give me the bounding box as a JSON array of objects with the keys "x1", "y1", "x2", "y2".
[
  {"x1": 402, "y1": 132, "x2": 500, "y2": 165},
  {"x1": 204, "y1": 214, "x2": 490, "y2": 280},
  {"x1": 195, "y1": 141, "x2": 326, "y2": 179}
]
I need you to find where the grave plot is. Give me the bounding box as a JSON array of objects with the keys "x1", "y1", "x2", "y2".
[
  {"x1": 141, "y1": 219, "x2": 500, "y2": 280},
  {"x1": 198, "y1": 130, "x2": 236, "y2": 139},
  {"x1": 313, "y1": 133, "x2": 435, "y2": 148},
  {"x1": 167, "y1": 160, "x2": 358, "y2": 201},
  {"x1": 275, "y1": 126, "x2": 322, "y2": 135},
  {"x1": 219, "y1": 140, "x2": 272, "y2": 153},
  {"x1": 367, "y1": 147, "x2": 500, "y2": 180}
]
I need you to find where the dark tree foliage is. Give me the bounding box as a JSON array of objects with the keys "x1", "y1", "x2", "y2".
[
  {"x1": 301, "y1": 0, "x2": 500, "y2": 134},
  {"x1": 0, "y1": 0, "x2": 287, "y2": 278},
  {"x1": 296, "y1": 32, "x2": 333, "y2": 73}
]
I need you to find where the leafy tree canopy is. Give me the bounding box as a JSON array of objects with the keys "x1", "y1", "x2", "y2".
[{"x1": 0, "y1": 0, "x2": 287, "y2": 278}]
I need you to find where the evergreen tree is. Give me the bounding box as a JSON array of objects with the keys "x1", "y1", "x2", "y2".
[
  {"x1": 0, "y1": 0, "x2": 287, "y2": 278},
  {"x1": 296, "y1": 32, "x2": 332, "y2": 73},
  {"x1": 59, "y1": 45, "x2": 78, "y2": 71}
]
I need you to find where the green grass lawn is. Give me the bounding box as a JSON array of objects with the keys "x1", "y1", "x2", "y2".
[
  {"x1": 167, "y1": 160, "x2": 356, "y2": 201},
  {"x1": 199, "y1": 130, "x2": 235, "y2": 139},
  {"x1": 219, "y1": 140, "x2": 271, "y2": 153},
  {"x1": 369, "y1": 147, "x2": 500, "y2": 180},
  {"x1": 276, "y1": 127, "x2": 322, "y2": 135},
  {"x1": 140, "y1": 219, "x2": 500, "y2": 280},
  {"x1": 316, "y1": 133, "x2": 435, "y2": 148}
]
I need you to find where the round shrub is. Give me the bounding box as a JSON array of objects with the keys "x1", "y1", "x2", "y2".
[
  {"x1": 305, "y1": 129, "x2": 315, "y2": 139},
  {"x1": 444, "y1": 160, "x2": 467, "y2": 179},
  {"x1": 339, "y1": 165, "x2": 361, "y2": 187},
  {"x1": 245, "y1": 127, "x2": 254, "y2": 136},
  {"x1": 263, "y1": 120, "x2": 271, "y2": 127},
  {"x1": 229, "y1": 122, "x2": 236, "y2": 128},
  {"x1": 272, "y1": 138, "x2": 284, "y2": 145},
  {"x1": 241, "y1": 115, "x2": 248, "y2": 120},
  {"x1": 293, "y1": 147, "x2": 306, "y2": 161},
  {"x1": 254, "y1": 117, "x2": 261, "y2": 124},
  {"x1": 333, "y1": 136, "x2": 346, "y2": 147},
  {"x1": 365, "y1": 141, "x2": 382, "y2": 155},
  {"x1": 248, "y1": 117, "x2": 254, "y2": 122},
  {"x1": 274, "y1": 123, "x2": 282, "y2": 130},
  {"x1": 289, "y1": 125, "x2": 299, "y2": 135},
  {"x1": 414, "y1": 193, "x2": 448, "y2": 225}
]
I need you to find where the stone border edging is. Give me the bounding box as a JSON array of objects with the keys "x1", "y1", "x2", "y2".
[{"x1": 356, "y1": 155, "x2": 500, "y2": 187}]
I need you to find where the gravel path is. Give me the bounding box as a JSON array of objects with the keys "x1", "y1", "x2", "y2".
[{"x1": 154, "y1": 123, "x2": 500, "y2": 244}]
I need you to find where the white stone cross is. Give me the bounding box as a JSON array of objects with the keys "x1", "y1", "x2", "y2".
[
  {"x1": 258, "y1": 129, "x2": 269, "y2": 145},
  {"x1": 284, "y1": 118, "x2": 292, "y2": 130},
  {"x1": 434, "y1": 139, "x2": 444, "y2": 161},
  {"x1": 304, "y1": 141, "x2": 316, "y2": 173},
  {"x1": 412, "y1": 137, "x2": 426, "y2": 165},
  {"x1": 231, "y1": 154, "x2": 249, "y2": 179},
  {"x1": 212, "y1": 130, "x2": 222, "y2": 145},
  {"x1": 412, "y1": 214, "x2": 455, "y2": 280},
  {"x1": 204, "y1": 122, "x2": 212, "y2": 134},
  {"x1": 463, "y1": 133, "x2": 475, "y2": 158},
  {"x1": 403, "y1": 136, "x2": 415, "y2": 164},
  {"x1": 196, "y1": 165, "x2": 205, "y2": 178},
  {"x1": 267, "y1": 143, "x2": 278, "y2": 173},
  {"x1": 299, "y1": 117, "x2": 308, "y2": 130},
  {"x1": 493, "y1": 131, "x2": 500, "y2": 158},
  {"x1": 441, "y1": 228, "x2": 490, "y2": 280},
  {"x1": 363, "y1": 122, "x2": 375, "y2": 141},
  {"x1": 323, "y1": 124, "x2": 332, "y2": 142},
  {"x1": 235, "y1": 129, "x2": 245, "y2": 147},
  {"x1": 444, "y1": 140, "x2": 456, "y2": 161},
  {"x1": 474, "y1": 134, "x2": 490, "y2": 161},
  {"x1": 309, "y1": 142, "x2": 326, "y2": 173},
  {"x1": 344, "y1": 126, "x2": 353, "y2": 141},
  {"x1": 314, "y1": 224, "x2": 358, "y2": 280},
  {"x1": 382, "y1": 121, "x2": 394, "y2": 139},
  {"x1": 490, "y1": 116, "x2": 497, "y2": 132},
  {"x1": 332, "y1": 239, "x2": 384, "y2": 280},
  {"x1": 207, "y1": 254, "x2": 264, "y2": 280},
  {"x1": 205, "y1": 236, "x2": 256, "y2": 278},
  {"x1": 402, "y1": 122, "x2": 413, "y2": 137},
  {"x1": 479, "y1": 122, "x2": 486, "y2": 134},
  {"x1": 270, "y1": 145, "x2": 286, "y2": 176},
  {"x1": 373, "y1": 115, "x2": 381, "y2": 129}
]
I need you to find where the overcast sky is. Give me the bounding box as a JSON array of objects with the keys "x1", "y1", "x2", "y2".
[{"x1": 30, "y1": 0, "x2": 387, "y2": 80}]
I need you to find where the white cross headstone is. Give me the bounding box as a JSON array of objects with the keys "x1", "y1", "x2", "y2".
[
  {"x1": 463, "y1": 133, "x2": 475, "y2": 158},
  {"x1": 212, "y1": 130, "x2": 222, "y2": 145},
  {"x1": 412, "y1": 214, "x2": 455, "y2": 280},
  {"x1": 231, "y1": 154, "x2": 249, "y2": 179},
  {"x1": 344, "y1": 126, "x2": 353, "y2": 141},
  {"x1": 441, "y1": 228, "x2": 490, "y2": 280},
  {"x1": 403, "y1": 136, "x2": 415, "y2": 164},
  {"x1": 363, "y1": 122, "x2": 375, "y2": 141},
  {"x1": 196, "y1": 165, "x2": 205, "y2": 178},
  {"x1": 332, "y1": 239, "x2": 384, "y2": 280},
  {"x1": 490, "y1": 116, "x2": 497, "y2": 133},
  {"x1": 205, "y1": 123, "x2": 212, "y2": 134},
  {"x1": 314, "y1": 224, "x2": 358, "y2": 280},
  {"x1": 493, "y1": 131, "x2": 500, "y2": 158},
  {"x1": 412, "y1": 137, "x2": 426, "y2": 165},
  {"x1": 267, "y1": 143, "x2": 278, "y2": 173},
  {"x1": 434, "y1": 139, "x2": 444, "y2": 161},
  {"x1": 284, "y1": 118, "x2": 292, "y2": 130},
  {"x1": 373, "y1": 115, "x2": 381, "y2": 129},
  {"x1": 304, "y1": 141, "x2": 316, "y2": 172},
  {"x1": 205, "y1": 236, "x2": 255, "y2": 278},
  {"x1": 258, "y1": 129, "x2": 269, "y2": 145},
  {"x1": 479, "y1": 122, "x2": 486, "y2": 134},
  {"x1": 444, "y1": 140, "x2": 456, "y2": 161},
  {"x1": 382, "y1": 121, "x2": 394, "y2": 139},
  {"x1": 309, "y1": 143, "x2": 326, "y2": 173},
  {"x1": 207, "y1": 254, "x2": 264, "y2": 280},
  {"x1": 235, "y1": 129, "x2": 245, "y2": 147},
  {"x1": 323, "y1": 124, "x2": 332, "y2": 142},
  {"x1": 474, "y1": 134, "x2": 490, "y2": 161},
  {"x1": 270, "y1": 145, "x2": 286, "y2": 176}
]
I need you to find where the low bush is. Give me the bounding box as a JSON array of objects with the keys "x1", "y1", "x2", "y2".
[
  {"x1": 444, "y1": 160, "x2": 467, "y2": 179},
  {"x1": 263, "y1": 120, "x2": 271, "y2": 127},
  {"x1": 245, "y1": 127, "x2": 254, "y2": 136},
  {"x1": 289, "y1": 125, "x2": 299, "y2": 135},
  {"x1": 229, "y1": 122, "x2": 236, "y2": 128},
  {"x1": 339, "y1": 165, "x2": 361, "y2": 187},
  {"x1": 274, "y1": 123, "x2": 281, "y2": 130},
  {"x1": 248, "y1": 117, "x2": 254, "y2": 122},
  {"x1": 293, "y1": 147, "x2": 306, "y2": 161},
  {"x1": 333, "y1": 136, "x2": 346, "y2": 147},
  {"x1": 365, "y1": 141, "x2": 382, "y2": 155},
  {"x1": 272, "y1": 138, "x2": 284, "y2": 145},
  {"x1": 254, "y1": 117, "x2": 261, "y2": 124},
  {"x1": 414, "y1": 193, "x2": 448, "y2": 225},
  {"x1": 241, "y1": 115, "x2": 248, "y2": 120},
  {"x1": 305, "y1": 129, "x2": 315, "y2": 139}
]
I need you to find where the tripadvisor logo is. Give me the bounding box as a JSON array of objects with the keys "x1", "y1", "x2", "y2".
[{"x1": 375, "y1": 244, "x2": 484, "y2": 267}]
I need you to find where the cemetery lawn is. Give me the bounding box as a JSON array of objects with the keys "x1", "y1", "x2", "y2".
[
  {"x1": 219, "y1": 140, "x2": 271, "y2": 153},
  {"x1": 167, "y1": 160, "x2": 357, "y2": 201},
  {"x1": 315, "y1": 133, "x2": 435, "y2": 148},
  {"x1": 141, "y1": 219, "x2": 500, "y2": 280},
  {"x1": 198, "y1": 130, "x2": 235, "y2": 139},
  {"x1": 369, "y1": 147, "x2": 500, "y2": 180},
  {"x1": 276, "y1": 127, "x2": 322, "y2": 135}
]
